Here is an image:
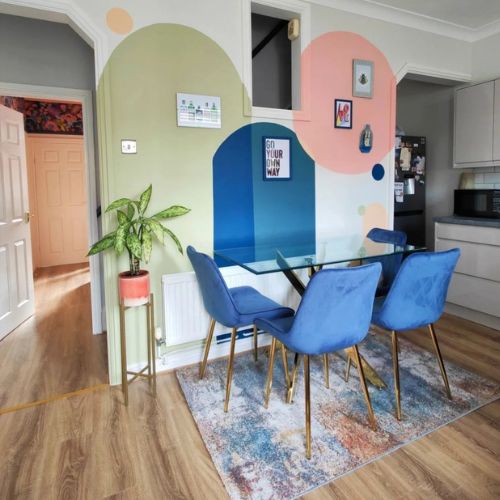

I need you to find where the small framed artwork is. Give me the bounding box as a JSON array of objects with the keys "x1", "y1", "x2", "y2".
[
  {"x1": 353, "y1": 59, "x2": 374, "y2": 98},
  {"x1": 263, "y1": 137, "x2": 291, "y2": 180},
  {"x1": 334, "y1": 99, "x2": 352, "y2": 129}
]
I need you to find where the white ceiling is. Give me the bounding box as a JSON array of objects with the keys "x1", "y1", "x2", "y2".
[{"x1": 364, "y1": 0, "x2": 500, "y2": 30}]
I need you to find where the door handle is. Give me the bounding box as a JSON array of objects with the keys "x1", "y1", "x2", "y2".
[{"x1": 23, "y1": 212, "x2": 34, "y2": 223}]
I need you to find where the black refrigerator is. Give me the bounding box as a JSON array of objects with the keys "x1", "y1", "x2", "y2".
[{"x1": 394, "y1": 136, "x2": 426, "y2": 247}]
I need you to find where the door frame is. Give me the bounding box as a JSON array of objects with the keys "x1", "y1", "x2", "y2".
[{"x1": 0, "y1": 81, "x2": 103, "y2": 334}]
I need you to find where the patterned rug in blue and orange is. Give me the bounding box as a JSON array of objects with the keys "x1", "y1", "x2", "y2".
[{"x1": 176, "y1": 331, "x2": 500, "y2": 499}]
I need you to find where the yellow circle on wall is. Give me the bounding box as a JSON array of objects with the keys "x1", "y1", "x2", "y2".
[{"x1": 106, "y1": 8, "x2": 133, "y2": 35}]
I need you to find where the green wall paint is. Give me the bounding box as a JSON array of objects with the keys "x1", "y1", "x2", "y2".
[{"x1": 97, "y1": 24, "x2": 249, "y2": 383}]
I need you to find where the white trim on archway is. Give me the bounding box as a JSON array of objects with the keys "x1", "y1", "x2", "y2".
[{"x1": 0, "y1": 81, "x2": 103, "y2": 334}]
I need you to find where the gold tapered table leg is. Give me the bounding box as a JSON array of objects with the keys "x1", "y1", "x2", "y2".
[
  {"x1": 264, "y1": 338, "x2": 277, "y2": 408},
  {"x1": 428, "y1": 324, "x2": 452, "y2": 399},
  {"x1": 150, "y1": 293, "x2": 156, "y2": 396},
  {"x1": 323, "y1": 353, "x2": 330, "y2": 388},
  {"x1": 287, "y1": 353, "x2": 300, "y2": 404},
  {"x1": 353, "y1": 345, "x2": 376, "y2": 430},
  {"x1": 119, "y1": 301, "x2": 128, "y2": 407},
  {"x1": 392, "y1": 330, "x2": 402, "y2": 420},
  {"x1": 199, "y1": 319, "x2": 216, "y2": 379},
  {"x1": 344, "y1": 347, "x2": 387, "y2": 390},
  {"x1": 224, "y1": 327, "x2": 238, "y2": 413},
  {"x1": 345, "y1": 354, "x2": 352, "y2": 383},
  {"x1": 304, "y1": 354, "x2": 311, "y2": 460},
  {"x1": 253, "y1": 324, "x2": 258, "y2": 362}
]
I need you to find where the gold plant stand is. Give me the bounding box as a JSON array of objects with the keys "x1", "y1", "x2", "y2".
[{"x1": 119, "y1": 293, "x2": 157, "y2": 406}]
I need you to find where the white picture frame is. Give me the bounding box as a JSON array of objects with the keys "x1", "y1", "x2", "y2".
[
  {"x1": 352, "y1": 59, "x2": 374, "y2": 99},
  {"x1": 176, "y1": 93, "x2": 221, "y2": 128}
]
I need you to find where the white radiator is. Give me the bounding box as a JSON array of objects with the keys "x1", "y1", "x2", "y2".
[{"x1": 161, "y1": 265, "x2": 301, "y2": 347}]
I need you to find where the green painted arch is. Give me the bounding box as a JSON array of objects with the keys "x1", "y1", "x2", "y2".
[{"x1": 96, "y1": 23, "x2": 250, "y2": 382}]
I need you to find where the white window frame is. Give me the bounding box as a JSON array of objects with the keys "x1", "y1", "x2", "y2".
[{"x1": 242, "y1": 0, "x2": 311, "y2": 121}]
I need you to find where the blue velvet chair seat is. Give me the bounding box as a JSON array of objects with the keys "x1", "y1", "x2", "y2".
[
  {"x1": 187, "y1": 245, "x2": 294, "y2": 413},
  {"x1": 229, "y1": 286, "x2": 293, "y2": 327},
  {"x1": 256, "y1": 263, "x2": 382, "y2": 459},
  {"x1": 368, "y1": 248, "x2": 460, "y2": 420}
]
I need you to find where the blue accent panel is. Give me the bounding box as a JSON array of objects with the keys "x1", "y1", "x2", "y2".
[
  {"x1": 372, "y1": 163, "x2": 385, "y2": 181},
  {"x1": 213, "y1": 123, "x2": 316, "y2": 264},
  {"x1": 251, "y1": 123, "x2": 315, "y2": 252},
  {"x1": 213, "y1": 125, "x2": 255, "y2": 266}
]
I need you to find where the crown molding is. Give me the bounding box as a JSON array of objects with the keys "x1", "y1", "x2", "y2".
[
  {"x1": 0, "y1": 0, "x2": 108, "y2": 83},
  {"x1": 309, "y1": 0, "x2": 500, "y2": 43}
]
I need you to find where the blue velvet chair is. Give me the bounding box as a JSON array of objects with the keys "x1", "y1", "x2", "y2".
[
  {"x1": 255, "y1": 262, "x2": 382, "y2": 459},
  {"x1": 365, "y1": 227, "x2": 407, "y2": 296},
  {"x1": 370, "y1": 248, "x2": 460, "y2": 420},
  {"x1": 187, "y1": 246, "x2": 294, "y2": 412}
]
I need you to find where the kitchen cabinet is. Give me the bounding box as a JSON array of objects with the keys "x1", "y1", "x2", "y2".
[
  {"x1": 453, "y1": 81, "x2": 495, "y2": 168},
  {"x1": 435, "y1": 221, "x2": 500, "y2": 330}
]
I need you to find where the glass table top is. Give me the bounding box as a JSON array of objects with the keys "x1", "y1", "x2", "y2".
[{"x1": 214, "y1": 235, "x2": 424, "y2": 275}]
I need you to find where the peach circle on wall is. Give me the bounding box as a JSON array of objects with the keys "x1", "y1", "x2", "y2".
[
  {"x1": 362, "y1": 202, "x2": 389, "y2": 236},
  {"x1": 106, "y1": 8, "x2": 133, "y2": 35},
  {"x1": 293, "y1": 32, "x2": 395, "y2": 174}
]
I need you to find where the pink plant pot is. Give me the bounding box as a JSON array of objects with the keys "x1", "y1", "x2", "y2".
[{"x1": 118, "y1": 270, "x2": 150, "y2": 307}]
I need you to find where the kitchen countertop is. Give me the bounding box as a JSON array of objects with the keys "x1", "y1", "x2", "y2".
[{"x1": 434, "y1": 215, "x2": 500, "y2": 228}]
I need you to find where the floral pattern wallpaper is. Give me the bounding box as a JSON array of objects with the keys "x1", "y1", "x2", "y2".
[{"x1": 0, "y1": 96, "x2": 83, "y2": 135}]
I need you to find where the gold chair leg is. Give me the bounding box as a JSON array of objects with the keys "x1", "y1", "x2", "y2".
[
  {"x1": 304, "y1": 354, "x2": 311, "y2": 460},
  {"x1": 264, "y1": 338, "x2": 277, "y2": 408},
  {"x1": 253, "y1": 324, "x2": 258, "y2": 362},
  {"x1": 428, "y1": 324, "x2": 452, "y2": 400},
  {"x1": 323, "y1": 353, "x2": 330, "y2": 388},
  {"x1": 281, "y1": 342, "x2": 290, "y2": 390},
  {"x1": 352, "y1": 345, "x2": 376, "y2": 430},
  {"x1": 391, "y1": 330, "x2": 402, "y2": 420},
  {"x1": 287, "y1": 353, "x2": 300, "y2": 403},
  {"x1": 199, "y1": 319, "x2": 216, "y2": 379},
  {"x1": 345, "y1": 354, "x2": 352, "y2": 383},
  {"x1": 224, "y1": 327, "x2": 238, "y2": 413}
]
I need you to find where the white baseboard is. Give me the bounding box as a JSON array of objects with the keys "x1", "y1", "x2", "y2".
[{"x1": 445, "y1": 302, "x2": 500, "y2": 331}]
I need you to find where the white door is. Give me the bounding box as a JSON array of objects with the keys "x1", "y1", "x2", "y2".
[
  {"x1": 0, "y1": 104, "x2": 35, "y2": 340},
  {"x1": 29, "y1": 136, "x2": 89, "y2": 267}
]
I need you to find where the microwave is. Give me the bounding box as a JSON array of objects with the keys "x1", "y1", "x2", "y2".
[{"x1": 454, "y1": 189, "x2": 500, "y2": 219}]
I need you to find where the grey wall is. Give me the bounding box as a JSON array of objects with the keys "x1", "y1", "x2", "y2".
[
  {"x1": 396, "y1": 79, "x2": 461, "y2": 249},
  {"x1": 0, "y1": 14, "x2": 95, "y2": 90}
]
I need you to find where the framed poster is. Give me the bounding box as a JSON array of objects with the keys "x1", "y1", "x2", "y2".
[
  {"x1": 176, "y1": 93, "x2": 221, "y2": 128},
  {"x1": 334, "y1": 99, "x2": 352, "y2": 129},
  {"x1": 263, "y1": 137, "x2": 291, "y2": 180},
  {"x1": 352, "y1": 59, "x2": 374, "y2": 98}
]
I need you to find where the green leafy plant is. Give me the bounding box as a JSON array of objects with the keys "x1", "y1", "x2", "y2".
[{"x1": 88, "y1": 185, "x2": 190, "y2": 275}]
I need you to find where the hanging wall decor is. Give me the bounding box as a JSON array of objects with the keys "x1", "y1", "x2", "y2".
[
  {"x1": 334, "y1": 99, "x2": 352, "y2": 129},
  {"x1": 176, "y1": 93, "x2": 221, "y2": 128},
  {"x1": 359, "y1": 124, "x2": 373, "y2": 153},
  {"x1": 352, "y1": 59, "x2": 374, "y2": 98},
  {"x1": 263, "y1": 137, "x2": 291, "y2": 180}
]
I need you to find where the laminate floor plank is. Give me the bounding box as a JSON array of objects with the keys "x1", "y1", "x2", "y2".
[{"x1": 1, "y1": 297, "x2": 499, "y2": 499}]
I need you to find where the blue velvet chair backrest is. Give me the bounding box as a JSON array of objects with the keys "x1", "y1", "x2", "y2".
[
  {"x1": 376, "y1": 248, "x2": 460, "y2": 330},
  {"x1": 366, "y1": 227, "x2": 407, "y2": 289},
  {"x1": 286, "y1": 263, "x2": 381, "y2": 355},
  {"x1": 187, "y1": 246, "x2": 239, "y2": 327}
]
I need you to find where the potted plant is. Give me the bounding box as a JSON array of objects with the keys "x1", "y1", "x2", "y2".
[{"x1": 88, "y1": 184, "x2": 190, "y2": 306}]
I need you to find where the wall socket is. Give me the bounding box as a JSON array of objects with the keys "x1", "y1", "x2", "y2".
[{"x1": 121, "y1": 139, "x2": 137, "y2": 154}]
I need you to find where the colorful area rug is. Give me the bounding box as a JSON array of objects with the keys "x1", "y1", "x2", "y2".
[{"x1": 176, "y1": 331, "x2": 500, "y2": 499}]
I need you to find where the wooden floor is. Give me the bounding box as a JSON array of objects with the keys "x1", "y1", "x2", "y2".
[
  {"x1": 0, "y1": 264, "x2": 108, "y2": 410},
  {"x1": 1, "y1": 312, "x2": 499, "y2": 498}
]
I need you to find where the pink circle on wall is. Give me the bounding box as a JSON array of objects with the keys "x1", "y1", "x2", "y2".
[
  {"x1": 362, "y1": 203, "x2": 389, "y2": 235},
  {"x1": 293, "y1": 32, "x2": 396, "y2": 174}
]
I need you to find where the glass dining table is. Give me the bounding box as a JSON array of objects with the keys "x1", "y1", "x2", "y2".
[{"x1": 215, "y1": 234, "x2": 425, "y2": 389}]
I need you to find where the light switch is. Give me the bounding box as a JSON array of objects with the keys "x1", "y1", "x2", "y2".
[{"x1": 121, "y1": 139, "x2": 137, "y2": 154}]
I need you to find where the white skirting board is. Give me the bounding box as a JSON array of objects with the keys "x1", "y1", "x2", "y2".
[{"x1": 159, "y1": 265, "x2": 303, "y2": 370}]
